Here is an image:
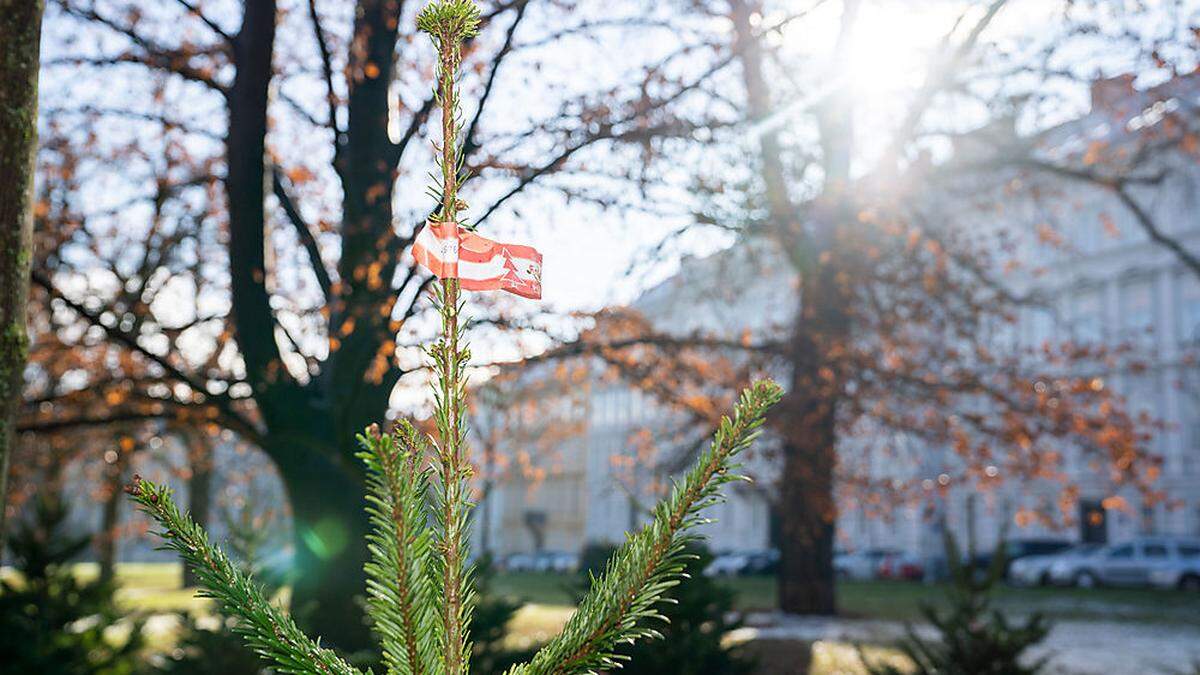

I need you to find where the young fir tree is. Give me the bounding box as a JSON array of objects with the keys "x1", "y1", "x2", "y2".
[
  {"x1": 0, "y1": 491, "x2": 145, "y2": 675},
  {"x1": 126, "y1": 2, "x2": 781, "y2": 673},
  {"x1": 860, "y1": 532, "x2": 1052, "y2": 675}
]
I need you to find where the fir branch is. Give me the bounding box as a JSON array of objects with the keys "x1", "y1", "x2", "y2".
[
  {"x1": 358, "y1": 422, "x2": 440, "y2": 675},
  {"x1": 512, "y1": 380, "x2": 784, "y2": 675},
  {"x1": 125, "y1": 476, "x2": 361, "y2": 675}
]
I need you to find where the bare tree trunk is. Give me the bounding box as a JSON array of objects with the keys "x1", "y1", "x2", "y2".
[
  {"x1": 183, "y1": 432, "x2": 213, "y2": 587},
  {"x1": 731, "y1": 0, "x2": 844, "y2": 614},
  {"x1": 221, "y1": 0, "x2": 400, "y2": 650},
  {"x1": 98, "y1": 448, "x2": 127, "y2": 583},
  {"x1": 777, "y1": 259, "x2": 838, "y2": 614},
  {"x1": 777, "y1": 430, "x2": 837, "y2": 614},
  {"x1": 225, "y1": 0, "x2": 373, "y2": 651},
  {"x1": 0, "y1": 0, "x2": 44, "y2": 553},
  {"x1": 778, "y1": 358, "x2": 838, "y2": 614}
]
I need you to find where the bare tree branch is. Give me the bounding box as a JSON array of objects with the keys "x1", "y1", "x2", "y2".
[
  {"x1": 55, "y1": 0, "x2": 229, "y2": 92},
  {"x1": 43, "y1": 53, "x2": 226, "y2": 93},
  {"x1": 272, "y1": 167, "x2": 333, "y2": 303},
  {"x1": 31, "y1": 270, "x2": 263, "y2": 443},
  {"x1": 19, "y1": 410, "x2": 177, "y2": 433},
  {"x1": 882, "y1": 0, "x2": 1009, "y2": 167},
  {"x1": 461, "y1": 0, "x2": 529, "y2": 163},
  {"x1": 306, "y1": 0, "x2": 341, "y2": 138},
  {"x1": 172, "y1": 0, "x2": 235, "y2": 44},
  {"x1": 1115, "y1": 185, "x2": 1200, "y2": 279}
]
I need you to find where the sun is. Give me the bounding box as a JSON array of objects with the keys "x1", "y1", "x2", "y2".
[
  {"x1": 770, "y1": 0, "x2": 1036, "y2": 160},
  {"x1": 766, "y1": 1, "x2": 966, "y2": 121},
  {"x1": 840, "y1": 3, "x2": 953, "y2": 97}
]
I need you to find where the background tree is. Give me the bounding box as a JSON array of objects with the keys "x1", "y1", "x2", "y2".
[
  {"x1": 0, "y1": 0, "x2": 45, "y2": 552},
  {"x1": 986, "y1": 2, "x2": 1200, "y2": 282},
  {"x1": 0, "y1": 471, "x2": 145, "y2": 675},
  {"x1": 524, "y1": 0, "x2": 1174, "y2": 616}
]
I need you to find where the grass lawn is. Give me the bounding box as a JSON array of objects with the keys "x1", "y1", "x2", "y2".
[
  {"x1": 19, "y1": 563, "x2": 1190, "y2": 645},
  {"x1": 490, "y1": 572, "x2": 1200, "y2": 626},
  {"x1": 53, "y1": 564, "x2": 1195, "y2": 627},
  {"x1": 9, "y1": 564, "x2": 1193, "y2": 673}
]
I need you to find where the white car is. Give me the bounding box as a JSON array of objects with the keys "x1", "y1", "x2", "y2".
[
  {"x1": 505, "y1": 553, "x2": 536, "y2": 572},
  {"x1": 1146, "y1": 540, "x2": 1200, "y2": 590},
  {"x1": 1071, "y1": 537, "x2": 1200, "y2": 589},
  {"x1": 705, "y1": 552, "x2": 750, "y2": 577},
  {"x1": 1012, "y1": 543, "x2": 1103, "y2": 586},
  {"x1": 834, "y1": 549, "x2": 898, "y2": 580},
  {"x1": 549, "y1": 552, "x2": 579, "y2": 573}
]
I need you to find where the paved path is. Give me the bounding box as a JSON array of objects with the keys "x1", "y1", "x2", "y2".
[{"x1": 734, "y1": 613, "x2": 1200, "y2": 674}]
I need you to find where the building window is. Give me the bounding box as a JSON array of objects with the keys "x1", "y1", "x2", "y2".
[
  {"x1": 1119, "y1": 277, "x2": 1156, "y2": 348},
  {"x1": 1025, "y1": 306, "x2": 1056, "y2": 349},
  {"x1": 1072, "y1": 288, "x2": 1104, "y2": 344},
  {"x1": 1141, "y1": 504, "x2": 1159, "y2": 535},
  {"x1": 1071, "y1": 215, "x2": 1100, "y2": 255},
  {"x1": 1183, "y1": 393, "x2": 1200, "y2": 476},
  {"x1": 1125, "y1": 374, "x2": 1164, "y2": 455},
  {"x1": 1179, "y1": 274, "x2": 1200, "y2": 345}
]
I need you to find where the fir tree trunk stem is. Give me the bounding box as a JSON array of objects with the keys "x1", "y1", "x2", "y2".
[{"x1": 435, "y1": 15, "x2": 468, "y2": 673}]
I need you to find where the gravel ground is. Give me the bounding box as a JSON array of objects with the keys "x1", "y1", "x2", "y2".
[{"x1": 733, "y1": 613, "x2": 1200, "y2": 674}]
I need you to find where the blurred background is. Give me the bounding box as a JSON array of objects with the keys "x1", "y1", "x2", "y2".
[{"x1": 5, "y1": 0, "x2": 1200, "y2": 672}]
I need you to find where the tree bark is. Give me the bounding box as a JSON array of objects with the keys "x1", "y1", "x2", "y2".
[
  {"x1": 226, "y1": 0, "x2": 285, "y2": 406},
  {"x1": 731, "y1": 0, "x2": 842, "y2": 614},
  {"x1": 275, "y1": 445, "x2": 370, "y2": 652},
  {"x1": 776, "y1": 432, "x2": 837, "y2": 614},
  {"x1": 221, "y1": 0, "x2": 403, "y2": 651},
  {"x1": 0, "y1": 0, "x2": 44, "y2": 553},
  {"x1": 729, "y1": 0, "x2": 860, "y2": 615},
  {"x1": 98, "y1": 446, "x2": 128, "y2": 583},
  {"x1": 777, "y1": 242, "x2": 847, "y2": 616},
  {"x1": 224, "y1": 0, "x2": 374, "y2": 650},
  {"x1": 183, "y1": 432, "x2": 213, "y2": 587}
]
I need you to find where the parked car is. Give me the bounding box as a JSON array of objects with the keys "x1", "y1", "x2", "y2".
[
  {"x1": 1045, "y1": 543, "x2": 1106, "y2": 586},
  {"x1": 531, "y1": 551, "x2": 556, "y2": 572},
  {"x1": 877, "y1": 551, "x2": 925, "y2": 581},
  {"x1": 503, "y1": 550, "x2": 580, "y2": 573},
  {"x1": 1072, "y1": 537, "x2": 1200, "y2": 589},
  {"x1": 834, "y1": 548, "x2": 899, "y2": 580},
  {"x1": 1010, "y1": 543, "x2": 1103, "y2": 586},
  {"x1": 743, "y1": 549, "x2": 780, "y2": 575},
  {"x1": 505, "y1": 552, "x2": 536, "y2": 572},
  {"x1": 972, "y1": 538, "x2": 1072, "y2": 577},
  {"x1": 705, "y1": 551, "x2": 751, "y2": 577},
  {"x1": 548, "y1": 551, "x2": 580, "y2": 573},
  {"x1": 526, "y1": 550, "x2": 579, "y2": 573},
  {"x1": 1148, "y1": 540, "x2": 1200, "y2": 591}
]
